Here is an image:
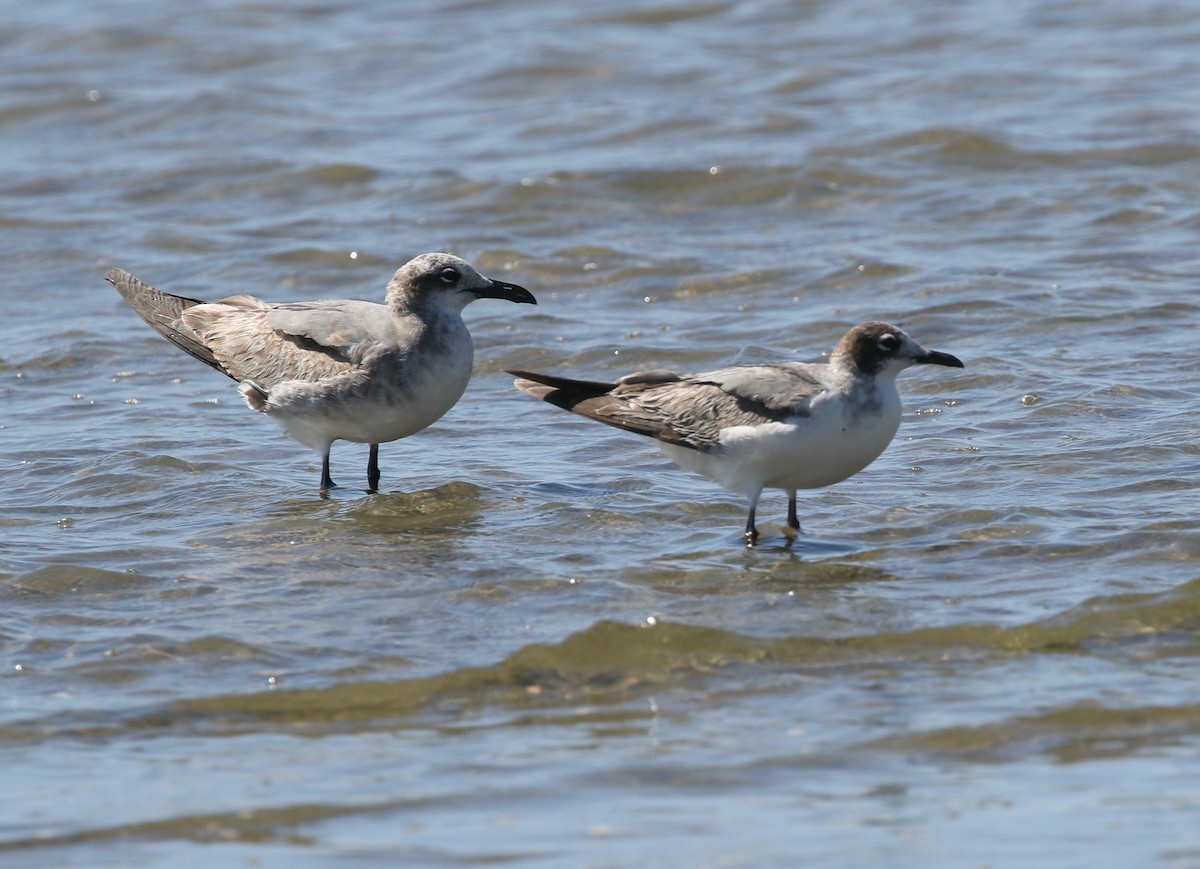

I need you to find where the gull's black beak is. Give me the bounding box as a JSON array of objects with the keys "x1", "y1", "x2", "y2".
[
  {"x1": 917, "y1": 349, "x2": 964, "y2": 368},
  {"x1": 477, "y1": 279, "x2": 537, "y2": 305}
]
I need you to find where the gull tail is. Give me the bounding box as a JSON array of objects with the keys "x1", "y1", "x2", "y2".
[{"x1": 107, "y1": 268, "x2": 229, "y2": 376}]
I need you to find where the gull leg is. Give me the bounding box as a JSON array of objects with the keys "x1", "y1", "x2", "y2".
[
  {"x1": 744, "y1": 510, "x2": 759, "y2": 546},
  {"x1": 320, "y1": 450, "x2": 336, "y2": 490},
  {"x1": 786, "y1": 491, "x2": 801, "y2": 536},
  {"x1": 367, "y1": 444, "x2": 380, "y2": 493},
  {"x1": 743, "y1": 490, "x2": 762, "y2": 546}
]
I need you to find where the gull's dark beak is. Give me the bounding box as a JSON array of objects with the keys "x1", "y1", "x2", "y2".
[
  {"x1": 477, "y1": 279, "x2": 537, "y2": 305},
  {"x1": 917, "y1": 349, "x2": 964, "y2": 368}
]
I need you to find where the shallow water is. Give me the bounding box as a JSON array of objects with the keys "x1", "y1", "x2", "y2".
[{"x1": 5, "y1": 0, "x2": 1200, "y2": 865}]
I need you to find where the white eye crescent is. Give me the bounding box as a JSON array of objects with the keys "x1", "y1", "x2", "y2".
[{"x1": 438, "y1": 267, "x2": 460, "y2": 285}]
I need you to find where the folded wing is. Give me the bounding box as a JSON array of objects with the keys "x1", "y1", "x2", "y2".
[
  {"x1": 509, "y1": 362, "x2": 829, "y2": 451},
  {"x1": 181, "y1": 299, "x2": 376, "y2": 390}
]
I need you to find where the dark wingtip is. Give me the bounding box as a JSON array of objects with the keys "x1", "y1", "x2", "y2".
[{"x1": 504, "y1": 369, "x2": 618, "y2": 394}]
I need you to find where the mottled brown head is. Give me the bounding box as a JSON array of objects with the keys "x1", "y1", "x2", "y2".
[
  {"x1": 387, "y1": 252, "x2": 536, "y2": 310},
  {"x1": 830, "y1": 321, "x2": 963, "y2": 376}
]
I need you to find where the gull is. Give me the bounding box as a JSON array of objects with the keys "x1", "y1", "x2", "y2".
[
  {"x1": 508, "y1": 321, "x2": 962, "y2": 544},
  {"x1": 109, "y1": 252, "x2": 536, "y2": 491}
]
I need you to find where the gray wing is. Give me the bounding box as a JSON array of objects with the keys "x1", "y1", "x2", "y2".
[
  {"x1": 110, "y1": 271, "x2": 391, "y2": 390},
  {"x1": 180, "y1": 299, "x2": 385, "y2": 390},
  {"x1": 262, "y1": 300, "x2": 395, "y2": 362},
  {"x1": 511, "y1": 362, "x2": 830, "y2": 452},
  {"x1": 614, "y1": 363, "x2": 827, "y2": 450},
  {"x1": 692, "y1": 362, "x2": 828, "y2": 414}
]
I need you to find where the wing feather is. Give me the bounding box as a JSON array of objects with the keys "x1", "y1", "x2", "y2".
[
  {"x1": 181, "y1": 299, "x2": 363, "y2": 390},
  {"x1": 511, "y1": 362, "x2": 831, "y2": 452},
  {"x1": 107, "y1": 268, "x2": 228, "y2": 375}
]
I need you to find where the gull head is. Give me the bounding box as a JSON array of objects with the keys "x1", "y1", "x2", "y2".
[
  {"x1": 387, "y1": 252, "x2": 536, "y2": 311},
  {"x1": 831, "y1": 321, "x2": 964, "y2": 377}
]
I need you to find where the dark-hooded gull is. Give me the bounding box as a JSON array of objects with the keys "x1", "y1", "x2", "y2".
[{"x1": 508, "y1": 322, "x2": 962, "y2": 545}]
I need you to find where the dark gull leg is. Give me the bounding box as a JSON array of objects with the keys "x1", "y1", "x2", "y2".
[
  {"x1": 786, "y1": 491, "x2": 801, "y2": 535},
  {"x1": 743, "y1": 490, "x2": 762, "y2": 546},
  {"x1": 367, "y1": 443, "x2": 380, "y2": 493},
  {"x1": 744, "y1": 510, "x2": 759, "y2": 546},
  {"x1": 320, "y1": 450, "x2": 335, "y2": 490}
]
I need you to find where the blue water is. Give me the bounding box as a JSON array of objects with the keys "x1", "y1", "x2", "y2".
[{"x1": 4, "y1": 0, "x2": 1200, "y2": 866}]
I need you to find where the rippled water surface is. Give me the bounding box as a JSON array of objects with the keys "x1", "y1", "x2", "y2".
[{"x1": 5, "y1": 0, "x2": 1200, "y2": 865}]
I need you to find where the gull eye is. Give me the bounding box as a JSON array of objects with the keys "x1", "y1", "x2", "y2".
[
  {"x1": 438, "y1": 267, "x2": 460, "y2": 285},
  {"x1": 876, "y1": 334, "x2": 899, "y2": 353}
]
